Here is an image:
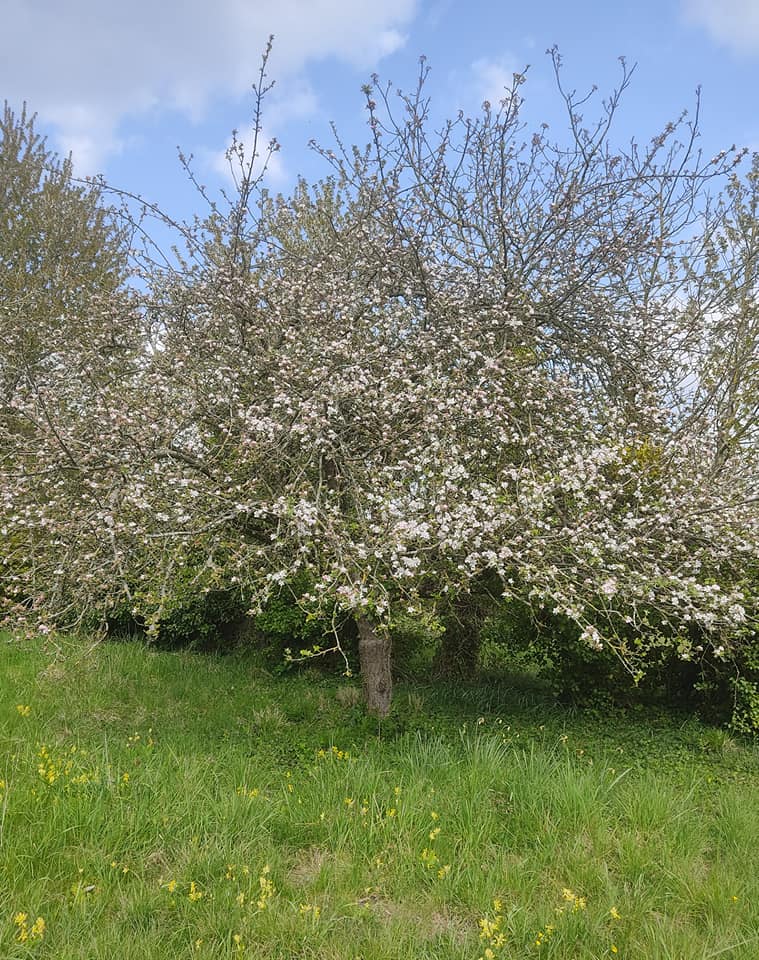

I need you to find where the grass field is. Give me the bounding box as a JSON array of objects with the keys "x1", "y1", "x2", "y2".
[{"x1": 1, "y1": 633, "x2": 758, "y2": 959}]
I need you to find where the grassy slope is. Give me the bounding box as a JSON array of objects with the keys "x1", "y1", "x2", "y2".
[{"x1": 0, "y1": 634, "x2": 757, "y2": 959}]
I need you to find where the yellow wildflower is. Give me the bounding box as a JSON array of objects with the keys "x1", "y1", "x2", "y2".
[
  {"x1": 478, "y1": 916, "x2": 501, "y2": 940},
  {"x1": 256, "y1": 865, "x2": 275, "y2": 909}
]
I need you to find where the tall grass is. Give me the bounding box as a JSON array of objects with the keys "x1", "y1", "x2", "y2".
[{"x1": 0, "y1": 634, "x2": 757, "y2": 958}]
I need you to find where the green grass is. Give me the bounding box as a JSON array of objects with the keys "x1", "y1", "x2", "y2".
[{"x1": 1, "y1": 634, "x2": 758, "y2": 959}]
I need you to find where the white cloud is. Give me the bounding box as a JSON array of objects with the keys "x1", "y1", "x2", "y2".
[
  {"x1": 471, "y1": 56, "x2": 522, "y2": 110},
  {"x1": 683, "y1": 0, "x2": 759, "y2": 55},
  {"x1": 0, "y1": 0, "x2": 417, "y2": 173}
]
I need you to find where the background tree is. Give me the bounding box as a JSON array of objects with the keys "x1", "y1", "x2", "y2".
[
  {"x1": 0, "y1": 103, "x2": 135, "y2": 618},
  {"x1": 0, "y1": 103, "x2": 130, "y2": 394}
]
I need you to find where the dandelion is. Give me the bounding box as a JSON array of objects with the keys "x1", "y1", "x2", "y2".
[
  {"x1": 188, "y1": 881, "x2": 204, "y2": 902},
  {"x1": 16, "y1": 705, "x2": 31, "y2": 717},
  {"x1": 609, "y1": 906, "x2": 621, "y2": 920}
]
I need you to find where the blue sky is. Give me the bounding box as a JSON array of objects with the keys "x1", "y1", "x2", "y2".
[{"x1": 3, "y1": 0, "x2": 759, "y2": 225}]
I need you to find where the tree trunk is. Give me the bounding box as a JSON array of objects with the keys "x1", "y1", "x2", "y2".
[{"x1": 356, "y1": 614, "x2": 393, "y2": 717}]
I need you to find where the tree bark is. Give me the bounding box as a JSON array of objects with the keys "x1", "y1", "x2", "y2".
[{"x1": 356, "y1": 614, "x2": 393, "y2": 717}]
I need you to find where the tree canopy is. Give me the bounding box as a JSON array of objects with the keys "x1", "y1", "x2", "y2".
[{"x1": 1, "y1": 55, "x2": 757, "y2": 718}]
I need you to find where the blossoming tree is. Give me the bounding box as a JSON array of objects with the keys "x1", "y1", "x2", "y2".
[{"x1": 2, "y1": 54, "x2": 757, "y2": 716}]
